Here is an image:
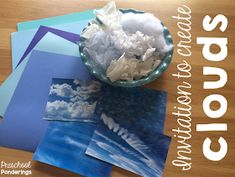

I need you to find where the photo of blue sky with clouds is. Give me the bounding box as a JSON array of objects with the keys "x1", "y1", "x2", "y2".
[
  {"x1": 35, "y1": 79, "x2": 171, "y2": 177},
  {"x1": 86, "y1": 86, "x2": 171, "y2": 177},
  {"x1": 33, "y1": 121, "x2": 112, "y2": 177},
  {"x1": 34, "y1": 79, "x2": 112, "y2": 177},
  {"x1": 44, "y1": 78, "x2": 101, "y2": 122}
]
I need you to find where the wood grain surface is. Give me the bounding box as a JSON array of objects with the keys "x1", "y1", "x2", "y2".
[{"x1": 0, "y1": 0, "x2": 235, "y2": 177}]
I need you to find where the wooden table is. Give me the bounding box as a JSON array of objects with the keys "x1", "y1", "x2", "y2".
[{"x1": 0, "y1": 0, "x2": 235, "y2": 177}]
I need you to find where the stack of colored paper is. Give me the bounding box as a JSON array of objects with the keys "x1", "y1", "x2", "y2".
[{"x1": 0, "y1": 8, "x2": 171, "y2": 177}]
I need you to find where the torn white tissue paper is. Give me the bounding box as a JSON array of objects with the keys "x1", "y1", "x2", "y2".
[
  {"x1": 84, "y1": 30, "x2": 124, "y2": 69},
  {"x1": 94, "y1": 1, "x2": 122, "y2": 30},
  {"x1": 141, "y1": 48, "x2": 156, "y2": 61},
  {"x1": 81, "y1": 22, "x2": 101, "y2": 39},
  {"x1": 82, "y1": 1, "x2": 172, "y2": 82},
  {"x1": 107, "y1": 53, "x2": 162, "y2": 82}
]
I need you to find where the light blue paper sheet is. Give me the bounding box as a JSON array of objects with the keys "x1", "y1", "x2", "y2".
[
  {"x1": 12, "y1": 19, "x2": 92, "y2": 69},
  {"x1": 0, "y1": 33, "x2": 79, "y2": 117}
]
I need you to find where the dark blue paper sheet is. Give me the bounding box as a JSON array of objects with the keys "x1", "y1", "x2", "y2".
[{"x1": 0, "y1": 50, "x2": 92, "y2": 151}]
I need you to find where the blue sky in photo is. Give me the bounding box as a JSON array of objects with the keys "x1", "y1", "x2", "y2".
[
  {"x1": 86, "y1": 85, "x2": 171, "y2": 177},
  {"x1": 44, "y1": 78, "x2": 101, "y2": 122},
  {"x1": 33, "y1": 121, "x2": 112, "y2": 177}
]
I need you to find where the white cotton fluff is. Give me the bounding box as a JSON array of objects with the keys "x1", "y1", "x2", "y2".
[
  {"x1": 82, "y1": 1, "x2": 172, "y2": 82},
  {"x1": 121, "y1": 13, "x2": 163, "y2": 37},
  {"x1": 121, "y1": 13, "x2": 171, "y2": 53}
]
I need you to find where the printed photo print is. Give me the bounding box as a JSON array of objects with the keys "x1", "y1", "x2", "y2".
[
  {"x1": 33, "y1": 121, "x2": 112, "y2": 177},
  {"x1": 86, "y1": 86, "x2": 171, "y2": 177},
  {"x1": 44, "y1": 78, "x2": 101, "y2": 122}
]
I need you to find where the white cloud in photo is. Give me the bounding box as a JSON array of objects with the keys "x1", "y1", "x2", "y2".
[
  {"x1": 65, "y1": 136, "x2": 87, "y2": 149},
  {"x1": 81, "y1": 81, "x2": 101, "y2": 94},
  {"x1": 45, "y1": 100, "x2": 97, "y2": 120},
  {"x1": 50, "y1": 83, "x2": 75, "y2": 98},
  {"x1": 70, "y1": 93, "x2": 90, "y2": 102},
  {"x1": 73, "y1": 79, "x2": 81, "y2": 85},
  {"x1": 71, "y1": 81, "x2": 101, "y2": 102},
  {"x1": 79, "y1": 80, "x2": 101, "y2": 94},
  {"x1": 46, "y1": 100, "x2": 69, "y2": 115},
  {"x1": 89, "y1": 113, "x2": 162, "y2": 176},
  {"x1": 68, "y1": 101, "x2": 97, "y2": 118},
  {"x1": 50, "y1": 80, "x2": 101, "y2": 101},
  {"x1": 100, "y1": 113, "x2": 151, "y2": 156},
  {"x1": 45, "y1": 80, "x2": 101, "y2": 121}
]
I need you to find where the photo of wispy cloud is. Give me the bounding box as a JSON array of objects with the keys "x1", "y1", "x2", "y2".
[
  {"x1": 86, "y1": 86, "x2": 171, "y2": 177},
  {"x1": 33, "y1": 121, "x2": 112, "y2": 177},
  {"x1": 44, "y1": 78, "x2": 101, "y2": 122}
]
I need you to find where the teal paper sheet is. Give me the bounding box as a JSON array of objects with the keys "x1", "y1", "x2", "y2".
[
  {"x1": 0, "y1": 33, "x2": 79, "y2": 117},
  {"x1": 17, "y1": 10, "x2": 94, "y2": 31}
]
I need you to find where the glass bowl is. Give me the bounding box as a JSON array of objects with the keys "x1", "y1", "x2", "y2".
[{"x1": 79, "y1": 9, "x2": 173, "y2": 87}]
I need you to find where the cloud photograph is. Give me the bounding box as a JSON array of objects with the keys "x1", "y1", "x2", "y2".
[
  {"x1": 34, "y1": 121, "x2": 112, "y2": 177},
  {"x1": 86, "y1": 86, "x2": 171, "y2": 177},
  {"x1": 44, "y1": 79, "x2": 101, "y2": 122}
]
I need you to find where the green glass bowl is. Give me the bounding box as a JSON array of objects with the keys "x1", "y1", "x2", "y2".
[{"x1": 79, "y1": 9, "x2": 173, "y2": 87}]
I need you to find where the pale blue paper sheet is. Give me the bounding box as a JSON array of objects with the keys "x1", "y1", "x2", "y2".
[
  {"x1": 0, "y1": 33, "x2": 79, "y2": 117},
  {"x1": 12, "y1": 19, "x2": 92, "y2": 69}
]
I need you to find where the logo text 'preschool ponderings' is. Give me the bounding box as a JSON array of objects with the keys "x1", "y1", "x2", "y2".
[{"x1": 0, "y1": 161, "x2": 32, "y2": 176}]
